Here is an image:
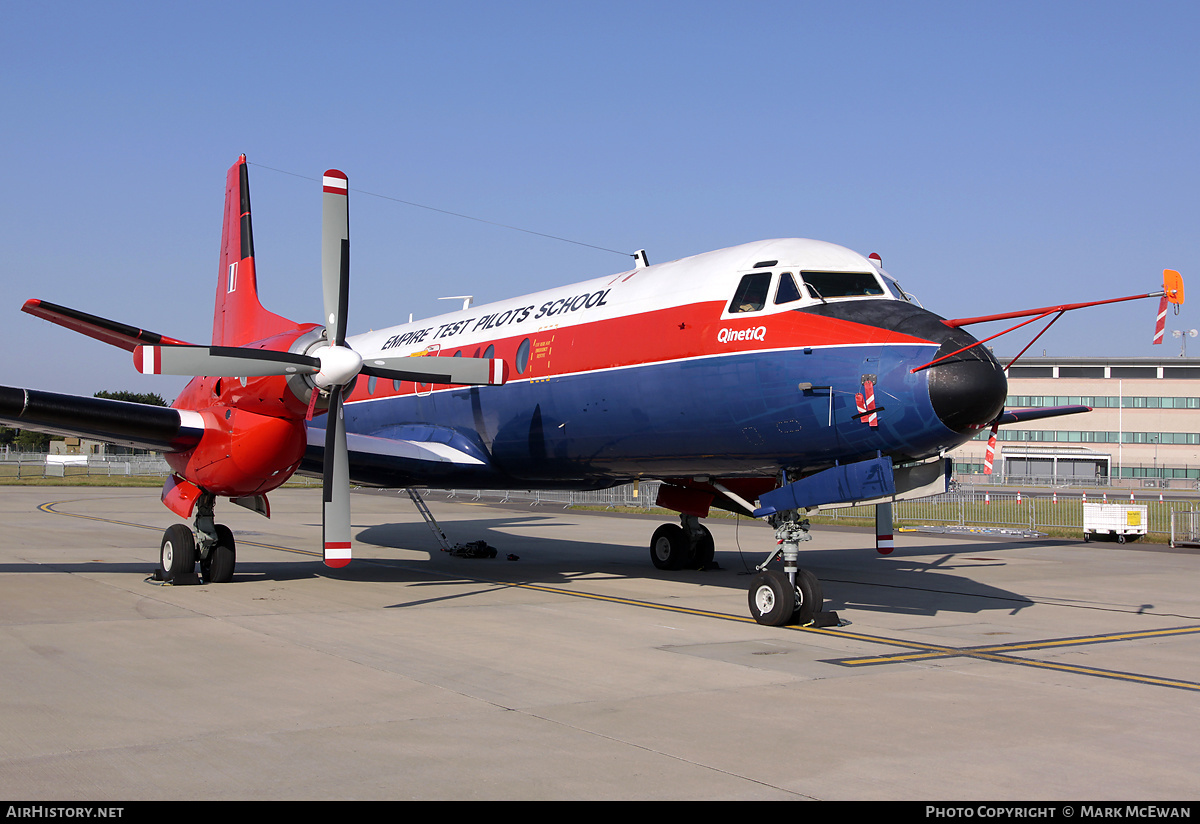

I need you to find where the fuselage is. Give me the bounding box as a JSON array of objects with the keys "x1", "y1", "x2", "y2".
[{"x1": 318, "y1": 238, "x2": 1007, "y2": 489}]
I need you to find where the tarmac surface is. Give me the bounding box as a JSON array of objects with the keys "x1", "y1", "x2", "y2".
[{"x1": 1, "y1": 486, "x2": 1198, "y2": 800}]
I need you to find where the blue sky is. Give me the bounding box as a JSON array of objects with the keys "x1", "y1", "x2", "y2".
[{"x1": 2, "y1": 1, "x2": 1197, "y2": 398}]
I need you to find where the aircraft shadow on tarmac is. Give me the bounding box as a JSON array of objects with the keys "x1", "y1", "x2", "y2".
[
  {"x1": 1, "y1": 515, "x2": 1045, "y2": 617},
  {"x1": 346, "y1": 514, "x2": 1041, "y2": 617}
]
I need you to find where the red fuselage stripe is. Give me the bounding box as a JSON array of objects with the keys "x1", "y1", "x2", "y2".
[{"x1": 351, "y1": 301, "x2": 936, "y2": 402}]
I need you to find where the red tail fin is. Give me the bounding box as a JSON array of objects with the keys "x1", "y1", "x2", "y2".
[{"x1": 213, "y1": 156, "x2": 299, "y2": 346}]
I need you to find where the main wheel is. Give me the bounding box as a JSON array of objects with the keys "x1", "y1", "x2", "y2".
[
  {"x1": 792, "y1": 567, "x2": 824, "y2": 625},
  {"x1": 200, "y1": 524, "x2": 236, "y2": 583},
  {"x1": 650, "y1": 523, "x2": 689, "y2": 570},
  {"x1": 747, "y1": 570, "x2": 796, "y2": 626},
  {"x1": 160, "y1": 524, "x2": 195, "y2": 582}
]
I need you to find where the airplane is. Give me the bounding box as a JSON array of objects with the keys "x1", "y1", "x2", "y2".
[{"x1": 0, "y1": 156, "x2": 1184, "y2": 626}]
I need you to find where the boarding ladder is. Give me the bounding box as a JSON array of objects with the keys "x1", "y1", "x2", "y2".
[{"x1": 406, "y1": 488, "x2": 453, "y2": 552}]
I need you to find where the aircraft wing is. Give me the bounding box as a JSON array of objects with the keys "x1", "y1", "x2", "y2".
[
  {"x1": 22, "y1": 299, "x2": 192, "y2": 351},
  {"x1": 0, "y1": 386, "x2": 203, "y2": 453},
  {"x1": 300, "y1": 424, "x2": 500, "y2": 488},
  {"x1": 995, "y1": 405, "x2": 1091, "y2": 425}
]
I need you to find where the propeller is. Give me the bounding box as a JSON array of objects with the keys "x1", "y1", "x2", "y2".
[{"x1": 133, "y1": 168, "x2": 508, "y2": 567}]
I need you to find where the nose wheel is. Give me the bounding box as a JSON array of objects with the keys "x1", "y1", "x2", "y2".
[{"x1": 747, "y1": 568, "x2": 823, "y2": 626}]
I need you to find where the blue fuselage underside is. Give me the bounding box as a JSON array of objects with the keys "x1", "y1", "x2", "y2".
[{"x1": 304, "y1": 343, "x2": 962, "y2": 490}]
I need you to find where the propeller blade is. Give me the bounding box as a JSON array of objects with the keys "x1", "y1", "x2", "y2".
[
  {"x1": 134, "y1": 344, "x2": 318, "y2": 377},
  {"x1": 322, "y1": 384, "x2": 352, "y2": 568},
  {"x1": 360, "y1": 356, "x2": 509, "y2": 386},
  {"x1": 321, "y1": 170, "x2": 350, "y2": 347}
]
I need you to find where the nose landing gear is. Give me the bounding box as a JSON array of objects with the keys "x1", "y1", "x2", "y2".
[{"x1": 747, "y1": 511, "x2": 836, "y2": 627}]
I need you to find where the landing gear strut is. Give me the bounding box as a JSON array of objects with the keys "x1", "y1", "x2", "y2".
[
  {"x1": 747, "y1": 510, "x2": 831, "y2": 627},
  {"x1": 158, "y1": 493, "x2": 236, "y2": 584}
]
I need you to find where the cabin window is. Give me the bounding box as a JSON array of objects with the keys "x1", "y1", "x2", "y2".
[
  {"x1": 774, "y1": 272, "x2": 803, "y2": 305},
  {"x1": 801, "y1": 271, "x2": 885, "y2": 300},
  {"x1": 516, "y1": 338, "x2": 531, "y2": 374},
  {"x1": 728, "y1": 272, "x2": 772, "y2": 313},
  {"x1": 367, "y1": 376, "x2": 377, "y2": 395},
  {"x1": 393, "y1": 379, "x2": 402, "y2": 391},
  {"x1": 483, "y1": 344, "x2": 495, "y2": 359}
]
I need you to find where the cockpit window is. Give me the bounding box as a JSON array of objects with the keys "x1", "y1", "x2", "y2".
[
  {"x1": 801, "y1": 271, "x2": 885, "y2": 299},
  {"x1": 881, "y1": 275, "x2": 914, "y2": 302},
  {"x1": 728, "y1": 272, "x2": 772, "y2": 313},
  {"x1": 775, "y1": 272, "x2": 803, "y2": 305}
]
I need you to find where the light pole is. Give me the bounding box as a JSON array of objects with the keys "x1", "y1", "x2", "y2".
[{"x1": 1171, "y1": 329, "x2": 1198, "y2": 358}]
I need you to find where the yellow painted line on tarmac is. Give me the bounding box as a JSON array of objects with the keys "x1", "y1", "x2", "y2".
[{"x1": 835, "y1": 625, "x2": 1200, "y2": 666}]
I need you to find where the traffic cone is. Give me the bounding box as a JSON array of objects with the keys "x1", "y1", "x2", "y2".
[
  {"x1": 1053, "y1": 492, "x2": 1058, "y2": 504},
  {"x1": 1017, "y1": 491, "x2": 1022, "y2": 504},
  {"x1": 985, "y1": 492, "x2": 990, "y2": 505}
]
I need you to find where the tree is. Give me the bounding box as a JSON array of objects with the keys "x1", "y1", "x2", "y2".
[
  {"x1": 0, "y1": 426, "x2": 51, "y2": 451},
  {"x1": 93, "y1": 390, "x2": 167, "y2": 406}
]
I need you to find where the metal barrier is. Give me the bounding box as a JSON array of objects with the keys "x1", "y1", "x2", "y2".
[
  {"x1": 0, "y1": 455, "x2": 171, "y2": 480},
  {"x1": 1170, "y1": 511, "x2": 1200, "y2": 547},
  {"x1": 438, "y1": 483, "x2": 1198, "y2": 536}
]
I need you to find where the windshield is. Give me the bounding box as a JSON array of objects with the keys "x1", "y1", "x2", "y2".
[{"x1": 801, "y1": 271, "x2": 885, "y2": 299}]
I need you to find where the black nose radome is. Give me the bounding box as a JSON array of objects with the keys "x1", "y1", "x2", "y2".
[{"x1": 923, "y1": 332, "x2": 1007, "y2": 432}]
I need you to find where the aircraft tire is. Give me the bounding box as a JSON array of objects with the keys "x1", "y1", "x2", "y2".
[
  {"x1": 201, "y1": 525, "x2": 236, "y2": 583},
  {"x1": 160, "y1": 524, "x2": 195, "y2": 582},
  {"x1": 791, "y1": 568, "x2": 824, "y2": 625},
  {"x1": 747, "y1": 570, "x2": 796, "y2": 626},
  {"x1": 650, "y1": 524, "x2": 689, "y2": 570}
]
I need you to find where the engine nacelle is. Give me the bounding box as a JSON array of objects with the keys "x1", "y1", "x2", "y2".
[{"x1": 165, "y1": 406, "x2": 307, "y2": 498}]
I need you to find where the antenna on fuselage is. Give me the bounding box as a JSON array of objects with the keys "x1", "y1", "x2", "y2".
[
  {"x1": 439, "y1": 296, "x2": 474, "y2": 311},
  {"x1": 633, "y1": 250, "x2": 649, "y2": 268}
]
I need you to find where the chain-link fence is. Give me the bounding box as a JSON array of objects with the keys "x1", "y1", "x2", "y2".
[
  {"x1": 438, "y1": 483, "x2": 1198, "y2": 537},
  {"x1": 0, "y1": 455, "x2": 171, "y2": 480}
]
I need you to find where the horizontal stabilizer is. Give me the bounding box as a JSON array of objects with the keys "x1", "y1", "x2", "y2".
[
  {"x1": 23, "y1": 299, "x2": 191, "y2": 352},
  {"x1": 0, "y1": 385, "x2": 204, "y2": 453}
]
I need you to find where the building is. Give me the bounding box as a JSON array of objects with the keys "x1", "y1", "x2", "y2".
[{"x1": 951, "y1": 356, "x2": 1200, "y2": 489}]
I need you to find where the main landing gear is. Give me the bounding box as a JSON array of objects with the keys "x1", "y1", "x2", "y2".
[
  {"x1": 648, "y1": 509, "x2": 836, "y2": 627},
  {"x1": 649, "y1": 514, "x2": 715, "y2": 570},
  {"x1": 158, "y1": 493, "x2": 236, "y2": 584}
]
